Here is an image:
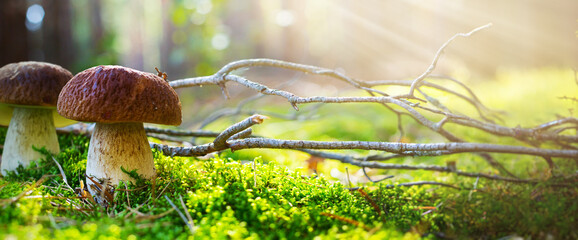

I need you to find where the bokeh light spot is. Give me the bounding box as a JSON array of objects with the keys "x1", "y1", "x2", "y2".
[
  {"x1": 25, "y1": 4, "x2": 45, "y2": 31},
  {"x1": 275, "y1": 10, "x2": 294, "y2": 27},
  {"x1": 211, "y1": 33, "x2": 230, "y2": 50}
]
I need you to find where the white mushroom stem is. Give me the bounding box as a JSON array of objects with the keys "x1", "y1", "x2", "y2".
[
  {"x1": 1, "y1": 107, "x2": 60, "y2": 175},
  {"x1": 86, "y1": 122, "x2": 155, "y2": 196}
]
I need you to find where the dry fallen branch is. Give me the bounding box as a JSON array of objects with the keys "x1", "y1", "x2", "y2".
[
  {"x1": 168, "y1": 51, "x2": 526, "y2": 176},
  {"x1": 148, "y1": 113, "x2": 576, "y2": 185},
  {"x1": 225, "y1": 139, "x2": 578, "y2": 158},
  {"x1": 55, "y1": 24, "x2": 578, "y2": 185},
  {"x1": 150, "y1": 138, "x2": 577, "y2": 182}
]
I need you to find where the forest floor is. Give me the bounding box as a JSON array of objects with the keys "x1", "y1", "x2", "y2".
[{"x1": 0, "y1": 68, "x2": 577, "y2": 239}]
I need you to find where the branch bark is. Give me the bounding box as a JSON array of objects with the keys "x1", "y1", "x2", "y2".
[{"x1": 60, "y1": 24, "x2": 578, "y2": 185}]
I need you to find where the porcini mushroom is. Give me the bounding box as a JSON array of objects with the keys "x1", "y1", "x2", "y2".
[
  {"x1": 0, "y1": 61, "x2": 73, "y2": 175},
  {"x1": 57, "y1": 65, "x2": 181, "y2": 199}
]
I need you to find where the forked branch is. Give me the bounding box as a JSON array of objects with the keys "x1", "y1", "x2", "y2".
[{"x1": 146, "y1": 24, "x2": 577, "y2": 184}]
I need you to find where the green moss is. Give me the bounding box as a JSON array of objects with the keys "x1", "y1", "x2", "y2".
[
  {"x1": 1, "y1": 126, "x2": 577, "y2": 239},
  {"x1": 439, "y1": 182, "x2": 578, "y2": 239},
  {"x1": 0, "y1": 133, "x2": 443, "y2": 239},
  {"x1": 0, "y1": 68, "x2": 576, "y2": 239}
]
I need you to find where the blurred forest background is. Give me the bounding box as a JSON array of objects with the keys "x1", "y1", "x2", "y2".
[{"x1": 1, "y1": 0, "x2": 577, "y2": 127}]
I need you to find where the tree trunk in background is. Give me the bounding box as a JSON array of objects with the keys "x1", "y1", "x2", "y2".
[
  {"x1": 161, "y1": 1, "x2": 175, "y2": 75},
  {"x1": 42, "y1": 0, "x2": 74, "y2": 69},
  {"x1": 0, "y1": 0, "x2": 29, "y2": 65},
  {"x1": 121, "y1": 0, "x2": 144, "y2": 70},
  {"x1": 89, "y1": 0, "x2": 104, "y2": 51}
]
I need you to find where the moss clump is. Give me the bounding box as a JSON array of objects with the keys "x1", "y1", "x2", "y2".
[
  {"x1": 1, "y1": 123, "x2": 577, "y2": 239},
  {"x1": 439, "y1": 181, "x2": 578, "y2": 239},
  {"x1": 0, "y1": 132, "x2": 443, "y2": 239}
]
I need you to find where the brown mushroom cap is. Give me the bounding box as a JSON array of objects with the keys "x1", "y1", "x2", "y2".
[
  {"x1": 0, "y1": 61, "x2": 73, "y2": 107},
  {"x1": 57, "y1": 65, "x2": 182, "y2": 125}
]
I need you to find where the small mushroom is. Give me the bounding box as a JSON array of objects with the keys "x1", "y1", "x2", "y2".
[
  {"x1": 57, "y1": 65, "x2": 181, "y2": 200},
  {"x1": 0, "y1": 61, "x2": 74, "y2": 175}
]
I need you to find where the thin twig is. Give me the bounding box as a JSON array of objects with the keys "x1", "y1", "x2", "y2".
[
  {"x1": 164, "y1": 195, "x2": 195, "y2": 235},
  {"x1": 404, "y1": 23, "x2": 493, "y2": 98},
  {"x1": 230, "y1": 128, "x2": 253, "y2": 140},
  {"x1": 320, "y1": 212, "x2": 371, "y2": 231},
  {"x1": 179, "y1": 195, "x2": 195, "y2": 234},
  {"x1": 123, "y1": 181, "x2": 131, "y2": 207},
  {"x1": 145, "y1": 127, "x2": 219, "y2": 138},
  {"x1": 384, "y1": 181, "x2": 461, "y2": 190},
  {"x1": 51, "y1": 156, "x2": 74, "y2": 192},
  {"x1": 345, "y1": 167, "x2": 352, "y2": 188},
  {"x1": 533, "y1": 117, "x2": 578, "y2": 131},
  {"x1": 213, "y1": 115, "x2": 268, "y2": 149},
  {"x1": 361, "y1": 167, "x2": 394, "y2": 183}
]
